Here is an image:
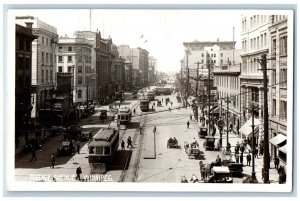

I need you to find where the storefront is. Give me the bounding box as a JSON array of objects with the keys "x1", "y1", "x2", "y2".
[
  {"x1": 269, "y1": 133, "x2": 287, "y2": 164},
  {"x1": 239, "y1": 118, "x2": 260, "y2": 145}
]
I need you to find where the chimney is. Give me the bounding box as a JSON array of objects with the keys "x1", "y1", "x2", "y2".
[{"x1": 25, "y1": 22, "x2": 33, "y2": 29}]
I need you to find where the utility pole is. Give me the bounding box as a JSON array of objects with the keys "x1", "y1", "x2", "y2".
[
  {"x1": 255, "y1": 53, "x2": 271, "y2": 183},
  {"x1": 225, "y1": 95, "x2": 231, "y2": 151},
  {"x1": 208, "y1": 63, "x2": 211, "y2": 135},
  {"x1": 195, "y1": 61, "x2": 200, "y2": 98},
  {"x1": 261, "y1": 54, "x2": 270, "y2": 183},
  {"x1": 185, "y1": 50, "x2": 190, "y2": 108}
]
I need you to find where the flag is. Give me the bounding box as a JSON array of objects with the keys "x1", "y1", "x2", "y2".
[
  {"x1": 144, "y1": 40, "x2": 147, "y2": 43},
  {"x1": 139, "y1": 34, "x2": 144, "y2": 39}
]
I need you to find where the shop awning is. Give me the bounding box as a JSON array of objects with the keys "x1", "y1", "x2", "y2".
[
  {"x1": 269, "y1": 134, "x2": 286, "y2": 147},
  {"x1": 210, "y1": 106, "x2": 219, "y2": 114},
  {"x1": 279, "y1": 144, "x2": 287, "y2": 154},
  {"x1": 239, "y1": 118, "x2": 260, "y2": 138}
]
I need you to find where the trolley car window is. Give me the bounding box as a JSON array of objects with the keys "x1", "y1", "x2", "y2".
[
  {"x1": 89, "y1": 147, "x2": 95, "y2": 154},
  {"x1": 104, "y1": 147, "x2": 110, "y2": 155},
  {"x1": 96, "y1": 147, "x2": 103, "y2": 154}
]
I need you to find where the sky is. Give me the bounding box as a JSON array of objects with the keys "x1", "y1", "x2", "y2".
[{"x1": 10, "y1": 9, "x2": 242, "y2": 72}]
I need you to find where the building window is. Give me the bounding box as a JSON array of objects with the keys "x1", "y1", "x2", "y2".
[
  {"x1": 280, "y1": 68, "x2": 287, "y2": 88},
  {"x1": 78, "y1": 90, "x2": 82, "y2": 99},
  {"x1": 46, "y1": 70, "x2": 48, "y2": 83},
  {"x1": 272, "y1": 70, "x2": 276, "y2": 85},
  {"x1": 46, "y1": 38, "x2": 48, "y2": 46},
  {"x1": 68, "y1": 56, "x2": 72, "y2": 62},
  {"x1": 273, "y1": 99, "x2": 276, "y2": 116},
  {"x1": 58, "y1": 66, "x2": 63, "y2": 72},
  {"x1": 280, "y1": 36, "x2": 287, "y2": 55},
  {"x1": 59, "y1": 46, "x2": 62, "y2": 50},
  {"x1": 202, "y1": 53, "x2": 204, "y2": 57},
  {"x1": 78, "y1": 56, "x2": 82, "y2": 62},
  {"x1": 220, "y1": 59, "x2": 223, "y2": 64},
  {"x1": 41, "y1": 36, "x2": 44, "y2": 45},
  {"x1": 68, "y1": 66, "x2": 73, "y2": 73},
  {"x1": 220, "y1": 53, "x2": 223, "y2": 57},
  {"x1": 78, "y1": 76, "x2": 82, "y2": 85},
  {"x1": 50, "y1": 70, "x2": 53, "y2": 82},
  {"x1": 280, "y1": 101, "x2": 287, "y2": 120},
  {"x1": 46, "y1": 53, "x2": 48, "y2": 63},
  {"x1": 78, "y1": 66, "x2": 82, "y2": 73},
  {"x1": 41, "y1": 52, "x2": 44, "y2": 63},
  {"x1": 68, "y1": 46, "x2": 72, "y2": 51},
  {"x1": 42, "y1": 69, "x2": 44, "y2": 83},
  {"x1": 272, "y1": 39, "x2": 277, "y2": 56},
  {"x1": 58, "y1": 56, "x2": 63, "y2": 62},
  {"x1": 50, "y1": 53, "x2": 53, "y2": 64},
  {"x1": 214, "y1": 54, "x2": 216, "y2": 57}
]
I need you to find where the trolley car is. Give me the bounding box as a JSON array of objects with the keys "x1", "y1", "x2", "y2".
[
  {"x1": 140, "y1": 99, "x2": 150, "y2": 112},
  {"x1": 88, "y1": 128, "x2": 119, "y2": 173},
  {"x1": 146, "y1": 91, "x2": 155, "y2": 101},
  {"x1": 117, "y1": 108, "x2": 132, "y2": 125}
]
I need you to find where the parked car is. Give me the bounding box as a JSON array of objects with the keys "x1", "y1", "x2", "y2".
[
  {"x1": 25, "y1": 138, "x2": 42, "y2": 151},
  {"x1": 99, "y1": 110, "x2": 108, "y2": 119}
]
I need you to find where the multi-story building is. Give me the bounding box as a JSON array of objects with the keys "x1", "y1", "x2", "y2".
[
  {"x1": 118, "y1": 45, "x2": 149, "y2": 88},
  {"x1": 15, "y1": 23, "x2": 37, "y2": 143},
  {"x1": 124, "y1": 60, "x2": 133, "y2": 91},
  {"x1": 240, "y1": 15, "x2": 270, "y2": 145},
  {"x1": 16, "y1": 16, "x2": 58, "y2": 125},
  {"x1": 111, "y1": 43, "x2": 125, "y2": 100},
  {"x1": 182, "y1": 40, "x2": 242, "y2": 123},
  {"x1": 148, "y1": 56, "x2": 157, "y2": 85},
  {"x1": 74, "y1": 31, "x2": 100, "y2": 103},
  {"x1": 268, "y1": 15, "x2": 288, "y2": 163},
  {"x1": 56, "y1": 36, "x2": 93, "y2": 105}
]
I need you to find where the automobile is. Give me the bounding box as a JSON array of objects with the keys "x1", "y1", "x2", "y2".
[
  {"x1": 207, "y1": 166, "x2": 233, "y2": 183},
  {"x1": 167, "y1": 137, "x2": 179, "y2": 148},
  {"x1": 64, "y1": 125, "x2": 82, "y2": 140},
  {"x1": 188, "y1": 147, "x2": 201, "y2": 159},
  {"x1": 198, "y1": 126, "x2": 208, "y2": 138},
  {"x1": 57, "y1": 141, "x2": 74, "y2": 156},
  {"x1": 203, "y1": 136, "x2": 216, "y2": 151},
  {"x1": 80, "y1": 131, "x2": 92, "y2": 142},
  {"x1": 25, "y1": 139, "x2": 42, "y2": 151},
  {"x1": 99, "y1": 110, "x2": 108, "y2": 119}
]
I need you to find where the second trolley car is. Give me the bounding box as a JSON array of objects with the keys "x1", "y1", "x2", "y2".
[{"x1": 140, "y1": 99, "x2": 150, "y2": 112}]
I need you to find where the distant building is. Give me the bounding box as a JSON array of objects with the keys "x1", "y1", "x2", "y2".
[
  {"x1": 16, "y1": 16, "x2": 58, "y2": 125},
  {"x1": 15, "y1": 23, "x2": 37, "y2": 143},
  {"x1": 148, "y1": 56, "x2": 157, "y2": 85},
  {"x1": 118, "y1": 45, "x2": 149, "y2": 88},
  {"x1": 56, "y1": 36, "x2": 93, "y2": 105}
]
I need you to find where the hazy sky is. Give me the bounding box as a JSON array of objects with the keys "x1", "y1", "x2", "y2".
[{"x1": 11, "y1": 9, "x2": 242, "y2": 72}]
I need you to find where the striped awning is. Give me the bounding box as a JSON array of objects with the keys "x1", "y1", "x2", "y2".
[
  {"x1": 269, "y1": 134, "x2": 286, "y2": 147},
  {"x1": 279, "y1": 144, "x2": 287, "y2": 154}
]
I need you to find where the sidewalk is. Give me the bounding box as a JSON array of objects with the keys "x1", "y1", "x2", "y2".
[{"x1": 190, "y1": 108, "x2": 280, "y2": 184}]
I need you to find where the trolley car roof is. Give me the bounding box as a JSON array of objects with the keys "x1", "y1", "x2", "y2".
[
  {"x1": 119, "y1": 108, "x2": 131, "y2": 113},
  {"x1": 93, "y1": 128, "x2": 116, "y2": 141}
]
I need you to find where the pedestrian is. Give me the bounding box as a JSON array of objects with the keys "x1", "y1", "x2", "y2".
[
  {"x1": 121, "y1": 140, "x2": 125, "y2": 150},
  {"x1": 76, "y1": 165, "x2": 82, "y2": 180},
  {"x1": 240, "y1": 143, "x2": 245, "y2": 154},
  {"x1": 133, "y1": 108, "x2": 136, "y2": 114},
  {"x1": 274, "y1": 156, "x2": 280, "y2": 170},
  {"x1": 235, "y1": 153, "x2": 239, "y2": 163},
  {"x1": 187, "y1": 121, "x2": 190, "y2": 129},
  {"x1": 139, "y1": 126, "x2": 143, "y2": 135},
  {"x1": 246, "y1": 153, "x2": 251, "y2": 166},
  {"x1": 240, "y1": 153, "x2": 244, "y2": 165},
  {"x1": 153, "y1": 126, "x2": 156, "y2": 134},
  {"x1": 255, "y1": 146, "x2": 259, "y2": 158},
  {"x1": 190, "y1": 114, "x2": 192, "y2": 121},
  {"x1": 127, "y1": 136, "x2": 132, "y2": 148},
  {"x1": 171, "y1": 102, "x2": 173, "y2": 106},
  {"x1": 30, "y1": 147, "x2": 37, "y2": 162},
  {"x1": 77, "y1": 144, "x2": 80, "y2": 154},
  {"x1": 50, "y1": 153, "x2": 55, "y2": 168}
]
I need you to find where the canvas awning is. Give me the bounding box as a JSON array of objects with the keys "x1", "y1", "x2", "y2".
[
  {"x1": 239, "y1": 118, "x2": 260, "y2": 138},
  {"x1": 279, "y1": 144, "x2": 287, "y2": 154},
  {"x1": 269, "y1": 134, "x2": 286, "y2": 147},
  {"x1": 210, "y1": 106, "x2": 219, "y2": 114}
]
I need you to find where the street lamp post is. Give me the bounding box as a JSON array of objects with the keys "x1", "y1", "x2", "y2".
[
  {"x1": 225, "y1": 95, "x2": 231, "y2": 152},
  {"x1": 249, "y1": 103, "x2": 258, "y2": 183}
]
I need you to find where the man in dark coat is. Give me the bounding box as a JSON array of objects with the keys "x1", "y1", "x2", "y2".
[
  {"x1": 246, "y1": 153, "x2": 251, "y2": 166},
  {"x1": 76, "y1": 166, "x2": 82, "y2": 180},
  {"x1": 274, "y1": 156, "x2": 280, "y2": 170},
  {"x1": 30, "y1": 147, "x2": 37, "y2": 162},
  {"x1": 240, "y1": 153, "x2": 244, "y2": 165},
  {"x1": 50, "y1": 153, "x2": 55, "y2": 168},
  {"x1": 187, "y1": 121, "x2": 190, "y2": 128}
]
